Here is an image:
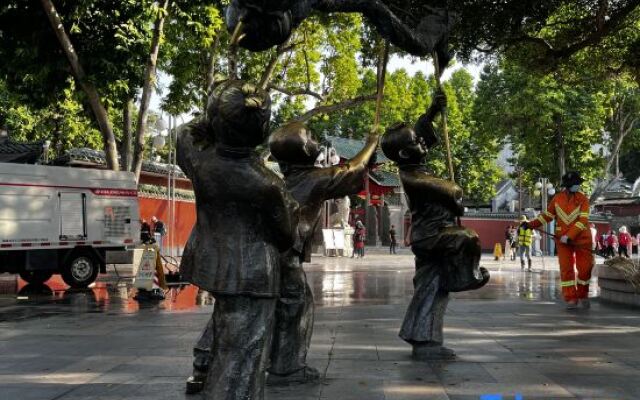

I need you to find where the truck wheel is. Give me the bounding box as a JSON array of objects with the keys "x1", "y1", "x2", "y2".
[
  {"x1": 19, "y1": 270, "x2": 53, "y2": 284},
  {"x1": 61, "y1": 252, "x2": 99, "y2": 288}
]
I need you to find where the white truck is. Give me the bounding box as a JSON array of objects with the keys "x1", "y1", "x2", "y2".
[{"x1": 0, "y1": 163, "x2": 140, "y2": 287}]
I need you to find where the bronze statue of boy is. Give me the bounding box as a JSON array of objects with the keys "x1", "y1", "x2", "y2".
[
  {"x1": 381, "y1": 93, "x2": 489, "y2": 360},
  {"x1": 185, "y1": 122, "x2": 379, "y2": 390},
  {"x1": 177, "y1": 80, "x2": 298, "y2": 399},
  {"x1": 266, "y1": 123, "x2": 379, "y2": 383}
]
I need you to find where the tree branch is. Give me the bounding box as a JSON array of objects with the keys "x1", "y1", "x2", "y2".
[
  {"x1": 132, "y1": 0, "x2": 170, "y2": 182},
  {"x1": 40, "y1": 0, "x2": 119, "y2": 170},
  {"x1": 290, "y1": 94, "x2": 377, "y2": 124},
  {"x1": 259, "y1": 37, "x2": 296, "y2": 89},
  {"x1": 552, "y1": 0, "x2": 640, "y2": 59},
  {"x1": 268, "y1": 85, "x2": 324, "y2": 101}
]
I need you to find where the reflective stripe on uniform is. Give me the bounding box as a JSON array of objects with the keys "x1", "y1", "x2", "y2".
[
  {"x1": 555, "y1": 204, "x2": 580, "y2": 225},
  {"x1": 575, "y1": 221, "x2": 587, "y2": 231},
  {"x1": 537, "y1": 215, "x2": 547, "y2": 224},
  {"x1": 579, "y1": 212, "x2": 589, "y2": 218},
  {"x1": 543, "y1": 210, "x2": 554, "y2": 218},
  {"x1": 576, "y1": 279, "x2": 590, "y2": 285},
  {"x1": 561, "y1": 280, "x2": 576, "y2": 287}
]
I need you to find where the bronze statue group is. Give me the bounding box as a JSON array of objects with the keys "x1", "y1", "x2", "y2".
[
  {"x1": 176, "y1": 84, "x2": 489, "y2": 399},
  {"x1": 175, "y1": 2, "x2": 489, "y2": 399}
]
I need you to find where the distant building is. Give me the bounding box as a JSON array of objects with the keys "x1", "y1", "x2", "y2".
[
  {"x1": 324, "y1": 136, "x2": 402, "y2": 247},
  {"x1": 496, "y1": 143, "x2": 515, "y2": 174},
  {"x1": 593, "y1": 177, "x2": 635, "y2": 200},
  {"x1": 491, "y1": 179, "x2": 518, "y2": 213}
]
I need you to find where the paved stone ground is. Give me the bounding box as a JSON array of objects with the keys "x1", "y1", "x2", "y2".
[{"x1": 1, "y1": 254, "x2": 639, "y2": 400}]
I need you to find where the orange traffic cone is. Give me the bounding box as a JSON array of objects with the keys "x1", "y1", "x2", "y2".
[{"x1": 493, "y1": 243, "x2": 503, "y2": 261}]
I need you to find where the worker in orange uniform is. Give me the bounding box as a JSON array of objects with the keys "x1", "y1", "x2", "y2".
[{"x1": 525, "y1": 172, "x2": 593, "y2": 310}]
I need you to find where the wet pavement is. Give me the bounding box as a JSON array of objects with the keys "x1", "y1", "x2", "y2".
[{"x1": 1, "y1": 253, "x2": 639, "y2": 399}]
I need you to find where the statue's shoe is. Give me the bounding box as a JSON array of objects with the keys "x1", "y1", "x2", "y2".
[
  {"x1": 267, "y1": 366, "x2": 321, "y2": 386},
  {"x1": 412, "y1": 345, "x2": 456, "y2": 361},
  {"x1": 449, "y1": 267, "x2": 490, "y2": 292},
  {"x1": 185, "y1": 370, "x2": 207, "y2": 395}
]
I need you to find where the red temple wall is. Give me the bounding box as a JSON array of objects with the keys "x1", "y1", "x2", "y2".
[{"x1": 138, "y1": 196, "x2": 196, "y2": 254}]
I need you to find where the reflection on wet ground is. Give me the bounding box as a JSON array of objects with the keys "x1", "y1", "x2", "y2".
[
  {"x1": 0, "y1": 254, "x2": 599, "y2": 322},
  {"x1": 0, "y1": 274, "x2": 214, "y2": 322},
  {"x1": 3, "y1": 254, "x2": 638, "y2": 400},
  {"x1": 306, "y1": 255, "x2": 599, "y2": 307}
]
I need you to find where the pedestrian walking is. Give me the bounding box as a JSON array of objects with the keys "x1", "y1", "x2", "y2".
[
  {"x1": 389, "y1": 225, "x2": 397, "y2": 254},
  {"x1": 504, "y1": 225, "x2": 516, "y2": 261},
  {"x1": 354, "y1": 220, "x2": 366, "y2": 258},
  {"x1": 599, "y1": 231, "x2": 609, "y2": 258},
  {"x1": 503, "y1": 226, "x2": 510, "y2": 261},
  {"x1": 517, "y1": 216, "x2": 533, "y2": 271},
  {"x1": 618, "y1": 226, "x2": 631, "y2": 258},
  {"x1": 509, "y1": 226, "x2": 517, "y2": 260},
  {"x1": 532, "y1": 229, "x2": 542, "y2": 256},
  {"x1": 152, "y1": 216, "x2": 167, "y2": 253},
  {"x1": 525, "y1": 171, "x2": 593, "y2": 310},
  {"x1": 590, "y1": 223, "x2": 598, "y2": 252},
  {"x1": 140, "y1": 219, "x2": 152, "y2": 244},
  {"x1": 606, "y1": 230, "x2": 618, "y2": 259}
]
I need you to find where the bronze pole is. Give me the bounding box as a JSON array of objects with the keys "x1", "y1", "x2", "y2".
[{"x1": 432, "y1": 52, "x2": 455, "y2": 183}]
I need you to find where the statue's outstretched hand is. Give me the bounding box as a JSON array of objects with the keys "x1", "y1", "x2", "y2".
[{"x1": 432, "y1": 90, "x2": 448, "y2": 115}]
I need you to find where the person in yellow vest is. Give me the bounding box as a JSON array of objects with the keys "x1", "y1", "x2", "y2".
[
  {"x1": 517, "y1": 216, "x2": 533, "y2": 271},
  {"x1": 525, "y1": 171, "x2": 593, "y2": 310}
]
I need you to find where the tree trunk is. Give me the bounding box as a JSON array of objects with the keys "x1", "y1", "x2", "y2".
[
  {"x1": 604, "y1": 112, "x2": 637, "y2": 178},
  {"x1": 40, "y1": 0, "x2": 119, "y2": 170},
  {"x1": 132, "y1": 0, "x2": 170, "y2": 183},
  {"x1": 558, "y1": 139, "x2": 566, "y2": 179},
  {"x1": 590, "y1": 112, "x2": 637, "y2": 202},
  {"x1": 204, "y1": 36, "x2": 220, "y2": 108},
  {"x1": 518, "y1": 167, "x2": 523, "y2": 216},
  {"x1": 122, "y1": 99, "x2": 133, "y2": 171},
  {"x1": 291, "y1": 94, "x2": 377, "y2": 124},
  {"x1": 554, "y1": 118, "x2": 566, "y2": 180}
]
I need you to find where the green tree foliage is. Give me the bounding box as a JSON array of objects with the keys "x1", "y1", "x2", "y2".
[
  {"x1": 602, "y1": 76, "x2": 640, "y2": 181},
  {"x1": 2, "y1": 0, "x2": 637, "y2": 201},
  {"x1": 161, "y1": 2, "x2": 224, "y2": 114},
  {"x1": 0, "y1": 0, "x2": 165, "y2": 170},
  {"x1": 1, "y1": 78, "x2": 112, "y2": 154},
  {"x1": 0, "y1": 0, "x2": 640, "y2": 165},
  {"x1": 474, "y1": 61, "x2": 608, "y2": 190},
  {"x1": 453, "y1": 0, "x2": 640, "y2": 77},
  {"x1": 0, "y1": 1, "x2": 152, "y2": 109},
  {"x1": 304, "y1": 67, "x2": 504, "y2": 203}
]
